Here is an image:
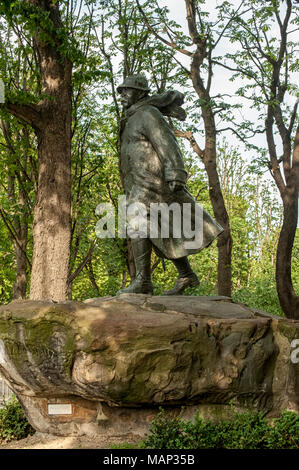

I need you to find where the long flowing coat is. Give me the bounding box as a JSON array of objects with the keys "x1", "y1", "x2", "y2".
[{"x1": 120, "y1": 97, "x2": 223, "y2": 259}]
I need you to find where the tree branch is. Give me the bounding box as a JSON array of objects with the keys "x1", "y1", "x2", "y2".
[
  {"x1": 265, "y1": 110, "x2": 286, "y2": 196},
  {"x1": 136, "y1": 0, "x2": 193, "y2": 57},
  {"x1": 0, "y1": 206, "x2": 32, "y2": 269},
  {"x1": 3, "y1": 102, "x2": 42, "y2": 131},
  {"x1": 174, "y1": 128, "x2": 204, "y2": 158},
  {"x1": 288, "y1": 99, "x2": 299, "y2": 136},
  {"x1": 68, "y1": 240, "x2": 96, "y2": 285}
]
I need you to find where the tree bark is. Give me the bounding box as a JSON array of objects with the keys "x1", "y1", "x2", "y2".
[
  {"x1": 87, "y1": 260, "x2": 100, "y2": 295},
  {"x1": 1, "y1": 120, "x2": 30, "y2": 300},
  {"x1": 4, "y1": 1, "x2": 73, "y2": 301},
  {"x1": 203, "y1": 125, "x2": 232, "y2": 297},
  {"x1": 0, "y1": 204, "x2": 29, "y2": 299},
  {"x1": 275, "y1": 125, "x2": 299, "y2": 318},
  {"x1": 12, "y1": 187, "x2": 29, "y2": 300},
  {"x1": 127, "y1": 239, "x2": 136, "y2": 280},
  {"x1": 13, "y1": 232, "x2": 28, "y2": 299},
  {"x1": 30, "y1": 120, "x2": 72, "y2": 301},
  {"x1": 189, "y1": 51, "x2": 232, "y2": 297}
]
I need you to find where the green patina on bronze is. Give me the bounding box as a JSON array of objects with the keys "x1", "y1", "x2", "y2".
[
  {"x1": 116, "y1": 74, "x2": 224, "y2": 296},
  {"x1": 118, "y1": 76, "x2": 223, "y2": 258}
]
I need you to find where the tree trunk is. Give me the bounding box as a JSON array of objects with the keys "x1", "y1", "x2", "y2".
[
  {"x1": 276, "y1": 190, "x2": 299, "y2": 317},
  {"x1": 66, "y1": 280, "x2": 73, "y2": 301},
  {"x1": 197, "y1": 88, "x2": 232, "y2": 297},
  {"x1": 87, "y1": 260, "x2": 100, "y2": 295},
  {"x1": 29, "y1": 1, "x2": 72, "y2": 301},
  {"x1": 127, "y1": 239, "x2": 136, "y2": 280},
  {"x1": 204, "y1": 149, "x2": 232, "y2": 297},
  {"x1": 12, "y1": 191, "x2": 28, "y2": 300},
  {"x1": 13, "y1": 234, "x2": 28, "y2": 299},
  {"x1": 185, "y1": 0, "x2": 233, "y2": 298},
  {"x1": 6, "y1": 159, "x2": 29, "y2": 300},
  {"x1": 30, "y1": 122, "x2": 72, "y2": 301},
  {"x1": 275, "y1": 126, "x2": 299, "y2": 318},
  {"x1": 2, "y1": 1, "x2": 73, "y2": 301}
]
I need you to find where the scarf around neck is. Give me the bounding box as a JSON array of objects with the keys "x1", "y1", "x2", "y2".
[{"x1": 125, "y1": 90, "x2": 187, "y2": 121}]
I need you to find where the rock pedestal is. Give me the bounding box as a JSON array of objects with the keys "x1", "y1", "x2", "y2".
[{"x1": 0, "y1": 294, "x2": 298, "y2": 438}]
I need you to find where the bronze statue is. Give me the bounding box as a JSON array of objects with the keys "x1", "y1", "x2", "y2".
[{"x1": 117, "y1": 74, "x2": 223, "y2": 295}]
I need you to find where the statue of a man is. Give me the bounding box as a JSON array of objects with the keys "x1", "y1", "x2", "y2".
[{"x1": 117, "y1": 74, "x2": 223, "y2": 295}]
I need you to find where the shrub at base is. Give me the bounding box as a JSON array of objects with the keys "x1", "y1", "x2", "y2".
[
  {"x1": 144, "y1": 408, "x2": 299, "y2": 449},
  {"x1": 0, "y1": 396, "x2": 35, "y2": 442}
]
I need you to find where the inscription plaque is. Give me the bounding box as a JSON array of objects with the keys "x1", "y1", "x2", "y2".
[{"x1": 47, "y1": 403, "x2": 72, "y2": 415}]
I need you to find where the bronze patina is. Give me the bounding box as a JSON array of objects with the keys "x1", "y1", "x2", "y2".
[{"x1": 117, "y1": 74, "x2": 223, "y2": 295}]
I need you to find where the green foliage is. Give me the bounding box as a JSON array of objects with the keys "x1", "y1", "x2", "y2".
[
  {"x1": 143, "y1": 407, "x2": 299, "y2": 449},
  {"x1": 232, "y1": 277, "x2": 283, "y2": 316},
  {"x1": 266, "y1": 411, "x2": 299, "y2": 449},
  {"x1": 0, "y1": 396, "x2": 35, "y2": 442},
  {"x1": 110, "y1": 441, "x2": 146, "y2": 449},
  {"x1": 212, "y1": 409, "x2": 269, "y2": 449},
  {"x1": 144, "y1": 408, "x2": 192, "y2": 449},
  {"x1": 0, "y1": 0, "x2": 297, "y2": 319}
]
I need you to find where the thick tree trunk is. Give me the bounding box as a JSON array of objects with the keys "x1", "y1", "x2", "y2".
[
  {"x1": 30, "y1": 121, "x2": 72, "y2": 301},
  {"x1": 3, "y1": 1, "x2": 73, "y2": 301},
  {"x1": 28, "y1": 1, "x2": 72, "y2": 301}
]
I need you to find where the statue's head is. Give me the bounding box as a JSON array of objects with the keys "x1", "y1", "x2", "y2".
[{"x1": 117, "y1": 74, "x2": 150, "y2": 109}]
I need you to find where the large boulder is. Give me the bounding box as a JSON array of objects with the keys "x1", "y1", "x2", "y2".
[{"x1": 0, "y1": 294, "x2": 298, "y2": 437}]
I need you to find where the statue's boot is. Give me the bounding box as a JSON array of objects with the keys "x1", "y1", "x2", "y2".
[
  {"x1": 117, "y1": 238, "x2": 153, "y2": 295},
  {"x1": 164, "y1": 256, "x2": 199, "y2": 295}
]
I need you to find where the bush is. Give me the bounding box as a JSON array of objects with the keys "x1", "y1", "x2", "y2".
[
  {"x1": 110, "y1": 441, "x2": 146, "y2": 449},
  {"x1": 266, "y1": 411, "x2": 299, "y2": 449},
  {"x1": 232, "y1": 278, "x2": 283, "y2": 317},
  {"x1": 213, "y1": 409, "x2": 269, "y2": 449},
  {"x1": 143, "y1": 408, "x2": 192, "y2": 449},
  {"x1": 143, "y1": 408, "x2": 299, "y2": 449},
  {"x1": 0, "y1": 396, "x2": 35, "y2": 442}
]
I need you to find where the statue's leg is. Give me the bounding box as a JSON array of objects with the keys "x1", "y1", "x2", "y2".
[
  {"x1": 164, "y1": 256, "x2": 199, "y2": 296},
  {"x1": 117, "y1": 238, "x2": 153, "y2": 295}
]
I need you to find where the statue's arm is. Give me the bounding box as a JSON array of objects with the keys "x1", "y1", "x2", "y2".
[{"x1": 141, "y1": 106, "x2": 187, "y2": 185}]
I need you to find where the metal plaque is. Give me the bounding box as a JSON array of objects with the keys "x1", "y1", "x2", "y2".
[{"x1": 47, "y1": 403, "x2": 72, "y2": 415}]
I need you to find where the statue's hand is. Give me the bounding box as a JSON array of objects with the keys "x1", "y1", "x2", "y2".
[{"x1": 168, "y1": 181, "x2": 185, "y2": 192}]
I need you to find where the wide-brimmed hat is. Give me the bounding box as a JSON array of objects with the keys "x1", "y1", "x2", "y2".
[{"x1": 117, "y1": 74, "x2": 150, "y2": 93}]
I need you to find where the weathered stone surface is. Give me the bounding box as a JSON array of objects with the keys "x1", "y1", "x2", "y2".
[{"x1": 0, "y1": 294, "x2": 298, "y2": 437}]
